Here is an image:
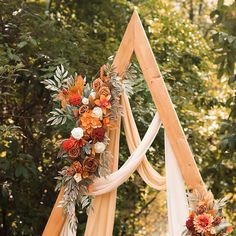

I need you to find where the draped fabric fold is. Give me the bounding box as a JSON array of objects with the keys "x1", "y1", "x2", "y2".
[
  {"x1": 60, "y1": 216, "x2": 74, "y2": 236},
  {"x1": 89, "y1": 94, "x2": 165, "y2": 195},
  {"x1": 122, "y1": 94, "x2": 165, "y2": 189},
  {"x1": 165, "y1": 133, "x2": 188, "y2": 235}
]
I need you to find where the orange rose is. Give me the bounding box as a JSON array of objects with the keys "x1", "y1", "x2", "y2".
[
  {"x1": 92, "y1": 78, "x2": 103, "y2": 91},
  {"x1": 226, "y1": 226, "x2": 233, "y2": 234},
  {"x1": 98, "y1": 86, "x2": 111, "y2": 97},
  {"x1": 68, "y1": 146, "x2": 80, "y2": 159},
  {"x1": 62, "y1": 138, "x2": 76, "y2": 152},
  {"x1": 83, "y1": 157, "x2": 99, "y2": 173}
]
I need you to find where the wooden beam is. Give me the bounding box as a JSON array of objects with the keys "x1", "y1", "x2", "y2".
[
  {"x1": 42, "y1": 189, "x2": 65, "y2": 236},
  {"x1": 132, "y1": 11, "x2": 206, "y2": 193}
]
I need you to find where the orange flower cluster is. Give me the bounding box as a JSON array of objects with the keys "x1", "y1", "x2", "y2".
[
  {"x1": 57, "y1": 76, "x2": 84, "y2": 108},
  {"x1": 184, "y1": 192, "x2": 233, "y2": 235},
  {"x1": 57, "y1": 65, "x2": 117, "y2": 183}
]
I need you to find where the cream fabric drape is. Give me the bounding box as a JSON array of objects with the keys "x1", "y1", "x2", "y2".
[
  {"x1": 89, "y1": 107, "x2": 165, "y2": 195},
  {"x1": 60, "y1": 216, "x2": 74, "y2": 236},
  {"x1": 165, "y1": 133, "x2": 188, "y2": 235},
  {"x1": 122, "y1": 94, "x2": 166, "y2": 190}
]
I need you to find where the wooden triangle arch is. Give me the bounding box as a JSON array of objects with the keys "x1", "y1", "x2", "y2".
[{"x1": 43, "y1": 10, "x2": 206, "y2": 235}]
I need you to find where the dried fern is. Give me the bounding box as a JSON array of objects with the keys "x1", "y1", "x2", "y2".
[
  {"x1": 99, "y1": 150, "x2": 113, "y2": 177},
  {"x1": 41, "y1": 65, "x2": 68, "y2": 92},
  {"x1": 56, "y1": 167, "x2": 93, "y2": 233}
]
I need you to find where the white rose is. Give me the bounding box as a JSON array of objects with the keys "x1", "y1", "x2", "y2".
[
  {"x1": 82, "y1": 97, "x2": 89, "y2": 105},
  {"x1": 71, "y1": 127, "x2": 84, "y2": 140},
  {"x1": 94, "y1": 142, "x2": 106, "y2": 153},
  {"x1": 90, "y1": 91, "x2": 96, "y2": 99},
  {"x1": 92, "y1": 107, "x2": 103, "y2": 120}
]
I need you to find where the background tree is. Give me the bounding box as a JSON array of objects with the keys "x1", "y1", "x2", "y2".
[{"x1": 0, "y1": 0, "x2": 235, "y2": 235}]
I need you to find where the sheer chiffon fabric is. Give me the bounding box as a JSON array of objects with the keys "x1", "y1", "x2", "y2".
[{"x1": 165, "y1": 133, "x2": 188, "y2": 236}]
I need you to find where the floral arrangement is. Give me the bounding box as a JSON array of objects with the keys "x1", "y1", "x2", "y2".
[
  {"x1": 42, "y1": 61, "x2": 136, "y2": 232},
  {"x1": 182, "y1": 190, "x2": 233, "y2": 236}
]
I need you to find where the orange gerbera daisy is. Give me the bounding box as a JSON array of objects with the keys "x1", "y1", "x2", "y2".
[
  {"x1": 80, "y1": 111, "x2": 102, "y2": 133},
  {"x1": 95, "y1": 95, "x2": 111, "y2": 114},
  {"x1": 194, "y1": 213, "x2": 213, "y2": 234}
]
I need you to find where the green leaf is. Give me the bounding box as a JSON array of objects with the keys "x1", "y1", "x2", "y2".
[
  {"x1": 17, "y1": 41, "x2": 28, "y2": 49},
  {"x1": 15, "y1": 165, "x2": 24, "y2": 178}
]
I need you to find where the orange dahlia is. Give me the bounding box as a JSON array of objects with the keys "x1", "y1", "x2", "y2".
[
  {"x1": 69, "y1": 93, "x2": 82, "y2": 106},
  {"x1": 194, "y1": 213, "x2": 214, "y2": 234},
  {"x1": 80, "y1": 111, "x2": 102, "y2": 133}
]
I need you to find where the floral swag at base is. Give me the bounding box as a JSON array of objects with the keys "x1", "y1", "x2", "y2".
[
  {"x1": 182, "y1": 190, "x2": 233, "y2": 236},
  {"x1": 42, "y1": 61, "x2": 136, "y2": 232}
]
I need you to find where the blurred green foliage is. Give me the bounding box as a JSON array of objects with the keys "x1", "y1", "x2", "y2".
[
  {"x1": 0, "y1": 0, "x2": 235, "y2": 235},
  {"x1": 210, "y1": 1, "x2": 236, "y2": 154}
]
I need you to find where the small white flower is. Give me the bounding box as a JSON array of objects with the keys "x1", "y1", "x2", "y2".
[
  {"x1": 90, "y1": 91, "x2": 96, "y2": 99},
  {"x1": 92, "y1": 107, "x2": 103, "y2": 120},
  {"x1": 74, "y1": 174, "x2": 82, "y2": 183},
  {"x1": 82, "y1": 97, "x2": 89, "y2": 105},
  {"x1": 94, "y1": 142, "x2": 106, "y2": 153},
  {"x1": 71, "y1": 127, "x2": 84, "y2": 140}
]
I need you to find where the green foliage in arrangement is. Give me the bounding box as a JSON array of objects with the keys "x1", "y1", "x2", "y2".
[{"x1": 0, "y1": 0, "x2": 235, "y2": 235}]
